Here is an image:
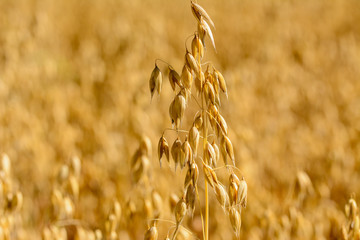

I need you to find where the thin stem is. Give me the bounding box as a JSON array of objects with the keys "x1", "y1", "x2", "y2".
[
  {"x1": 155, "y1": 58, "x2": 172, "y2": 68},
  {"x1": 185, "y1": 33, "x2": 196, "y2": 51},
  {"x1": 162, "y1": 128, "x2": 189, "y2": 135},
  {"x1": 195, "y1": 185, "x2": 206, "y2": 240},
  {"x1": 198, "y1": 37, "x2": 209, "y2": 240},
  {"x1": 213, "y1": 164, "x2": 245, "y2": 176},
  {"x1": 190, "y1": 92, "x2": 203, "y2": 109}
]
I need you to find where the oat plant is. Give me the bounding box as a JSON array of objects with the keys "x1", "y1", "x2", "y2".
[{"x1": 149, "y1": 1, "x2": 247, "y2": 239}]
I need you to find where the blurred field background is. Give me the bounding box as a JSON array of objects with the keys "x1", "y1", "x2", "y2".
[{"x1": 1, "y1": 0, "x2": 360, "y2": 239}]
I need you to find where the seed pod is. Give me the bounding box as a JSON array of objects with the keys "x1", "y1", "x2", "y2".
[
  {"x1": 195, "y1": 71, "x2": 204, "y2": 94},
  {"x1": 149, "y1": 64, "x2": 162, "y2": 100},
  {"x1": 185, "y1": 51, "x2": 199, "y2": 77},
  {"x1": 214, "y1": 183, "x2": 229, "y2": 210},
  {"x1": 169, "y1": 94, "x2": 186, "y2": 128},
  {"x1": 175, "y1": 197, "x2": 187, "y2": 225},
  {"x1": 132, "y1": 155, "x2": 150, "y2": 183},
  {"x1": 68, "y1": 175, "x2": 79, "y2": 200},
  {"x1": 112, "y1": 200, "x2": 122, "y2": 223},
  {"x1": 144, "y1": 224, "x2": 158, "y2": 240},
  {"x1": 208, "y1": 104, "x2": 218, "y2": 118},
  {"x1": 152, "y1": 190, "x2": 162, "y2": 217},
  {"x1": 168, "y1": 66, "x2": 181, "y2": 90},
  {"x1": 204, "y1": 65, "x2": 211, "y2": 79},
  {"x1": 184, "y1": 168, "x2": 192, "y2": 189},
  {"x1": 295, "y1": 171, "x2": 314, "y2": 197},
  {"x1": 207, "y1": 104, "x2": 218, "y2": 131},
  {"x1": 63, "y1": 197, "x2": 75, "y2": 218},
  {"x1": 189, "y1": 126, "x2": 200, "y2": 155},
  {"x1": 194, "y1": 113, "x2": 203, "y2": 130},
  {"x1": 211, "y1": 140, "x2": 220, "y2": 168},
  {"x1": 171, "y1": 138, "x2": 182, "y2": 171},
  {"x1": 140, "y1": 135, "x2": 152, "y2": 157},
  {"x1": 181, "y1": 137, "x2": 192, "y2": 169},
  {"x1": 181, "y1": 65, "x2": 193, "y2": 90},
  {"x1": 70, "y1": 156, "x2": 81, "y2": 178},
  {"x1": 205, "y1": 142, "x2": 216, "y2": 167},
  {"x1": 217, "y1": 114, "x2": 228, "y2": 136},
  {"x1": 228, "y1": 179, "x2": 238, "y2": 206},
  {"x1": 169, "y1": 193, "x2": 180, "y2": 213},
  {"x1": 125, "y1": 200, "x2": 137, "y2": 218},
  {"x1": 221, "y1": 135, "x2": 235, "y2": 166},
  {"x1": 211, "y1": 72, "x2": 221, "y2": 106},
  {"x1": 131, "y1": 148, "x2": 142, "y2": 170},
  {"x1": 179, "y1": 88, "x2": 189, "y2": 103},
  {"x1": 190, "y1": 162, "x2": 199, "y2": 186},
  {"x1": 95, "y1": 229, "x2": 103, "y2": 240},
  {"x1": 230, "y1": 173, "x2": 241, "y2": 186},
  {"x1": 191, "y1": 34, "x2": 204, "y2": 60},
  {"x1": 349, "y1": 198, "x2": 358, "y2": 221},
  {"x1": 158, "y1": 135, "x2": 170, "y2": 167},
  {"x1": 58, "y1": 164, "x2": 69, "y2": 184},
  {"x1": 105, "y1": 213, "x2": 116, "y2": 234},
  {"x1": 203, "y1": 163, "x2": 218, "y2": 188},
  {"x1": 238, "y1": 178, "x2": 248, "y2": 208},
  {"x1": 191, "y1": 1, "x2": 215, "y2": 29},
  {"x1": 14, "y1": 191, "x2": 23, "y2": 211},
  {"x1": 144, "y1": 198, "x2": 153, "y2": 219},
  {"x1": 203, "y1": 81, "x2": 216, "y2": 105},
  {"x1": 229, "y1": 207, "x2": 241, "y2": 238},
  {"x1": 185, "y1": 184, "x2": 196, "y2": 217},
  {"x1": 199, "y1": 16, "x2": 216, "y2": 50},
  {"x1": 214, "y1": 68, "x2": 227, "y2": 98}
]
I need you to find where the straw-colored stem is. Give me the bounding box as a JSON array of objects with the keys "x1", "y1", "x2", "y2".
[{"x1": 198, "y1": 38, "x2": 209, "y2": 240}]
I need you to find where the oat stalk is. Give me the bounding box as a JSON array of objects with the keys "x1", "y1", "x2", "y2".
[{"x1": 148, "y1": 1, "x2": 246, "y2": 239}]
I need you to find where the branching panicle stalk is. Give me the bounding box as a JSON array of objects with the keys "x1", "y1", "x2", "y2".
[{"x1": 149, "y1": 1, "x2": 246, "y2": 239}]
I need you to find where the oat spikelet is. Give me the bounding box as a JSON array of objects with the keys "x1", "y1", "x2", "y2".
[
  {"x1": 171, "y1": 138, "x2": 182, "y2": 171},
  {"x1": 169, "y1": 93, "x2": 186, "y2": 128},
  {"x1": 185, "y1": 184, "x2": 196, "y2": 217},
  {"x1": 149, "y1": 64, "x2": 162, "y2": 100},
  {"x1": 194, "y1": 113, "x2": 203, "y2": 130},
  {"x1": 189, "y1": 125, "x2": 200, "y2": 155},
  {"x1": 199, "y1": 17, "x2": 216, "y2": 50},
  {"x1": 191, "y1": 34, "x2": 204, "y2": 60},
  {"x1": 218, "y1": 114, "x2": 228, "y2": 136},
  {"x1": 175, "y1": 197, "x2": 187, "y2": 224},
  {"x1": 185, "y1": 51, "x2": 199, "y2": 77},
  {"x1": 172, "y1": 197, "x2": 187, "y2": 239},
  {"x1": 238, "y1": 177, "x2": 248, "y2": 208},
  {"x1": 184, "y1": 168, "x2": 192, "y2": 189},
  {"x1": 228, "y1": 178, "x2": 238, "y2": 206},
  {"x1": 204, "y1": 142, "x2": 216, "y2": 167},
  {"x1": 144, "y1": 223, "x2": 158, "y2": 240},
  {"x1": 229, "y1": 207, "x2": 241, "y2": 238},
  {"x1": 204, "y1": 80, "x2": 216, "y2": 105},
  {"x1": 190, "y1": 162, "x2": 199, "y2": 186},
  {"x1": 214, "y1": 183, "x2": 229, "y2": 210},
  {"x1": 181, "y1": 65, "x2": 193, "y2": 90},
  {"x1": 214, "y1": 67, "x2": 228, "y2": 98},
  {"x1": 191, "y1": 1, "x2": 215, "y2": 29},
  {"x1": 195, "y1": 71, "x2": 205, "y2": 94},
  {"x1": 181, "y1": 136, "x2": 192, "y2": 169},
  {"x1": 203, "y1": 163, "x2": 218, "y2": 188},
  {"x1": 221, "y1": 135, "x2": 235, "y2": 166},
  {"x1": 168, "y1": 66, "x2": 181, "y2": 90},
  {"x1": 158, "y1": 135, "x2": 170, "y2": 167},
  {"x1": 211, "y1": 140, "x2": 220, "y2": 168}
]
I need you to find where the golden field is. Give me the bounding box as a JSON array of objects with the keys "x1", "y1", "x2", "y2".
[{"x1": 1, "y1": 0, "x2": 360, "y2": 239}]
